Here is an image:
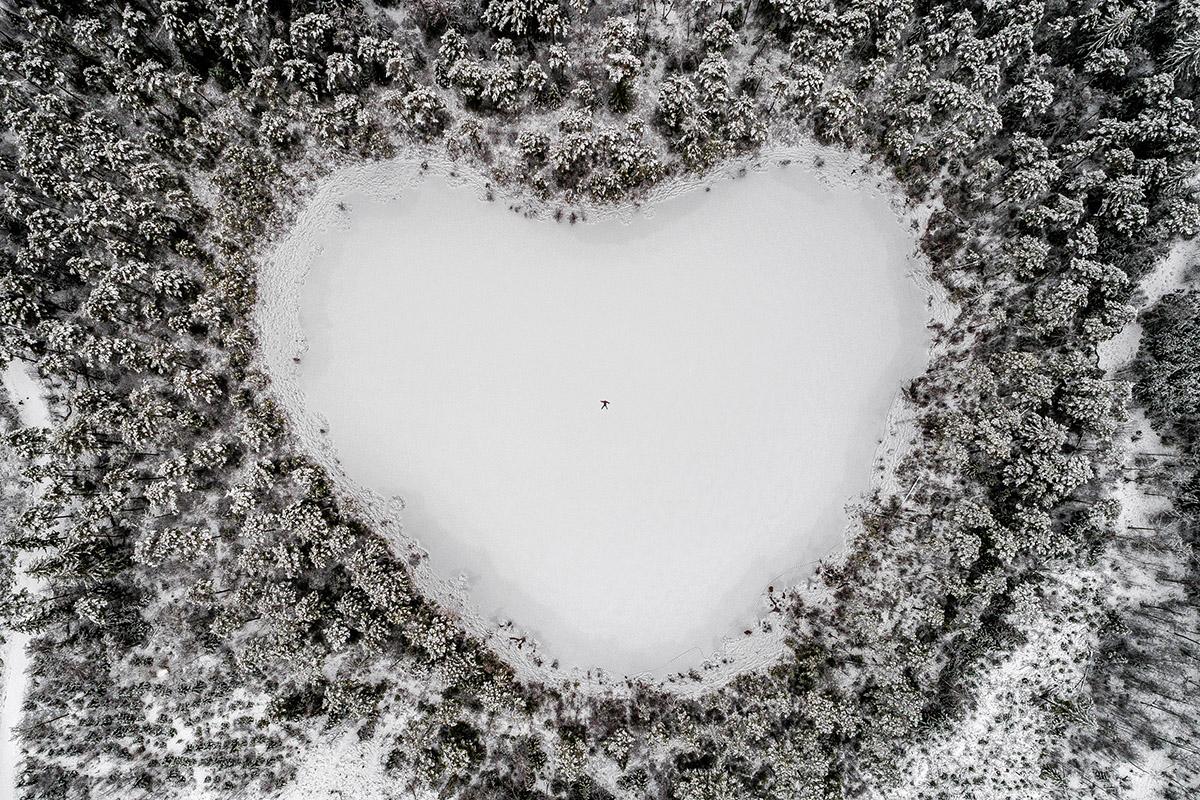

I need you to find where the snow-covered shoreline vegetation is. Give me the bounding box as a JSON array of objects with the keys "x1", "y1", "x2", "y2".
[
  {"x1": 0, "y1": 362, "x2": 52, "y2": 800},
  {"x1": 0, "y1": 1, "x2": 1198, "y2": 799}
]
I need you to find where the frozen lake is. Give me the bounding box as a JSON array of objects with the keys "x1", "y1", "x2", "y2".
[{"x1": 288, "y1": 162, "x2": 928, "y2": 676}]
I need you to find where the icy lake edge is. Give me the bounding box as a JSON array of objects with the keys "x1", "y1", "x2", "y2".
[{"x1": 254, "y1": 141, "x2": 955, "y2": 689}]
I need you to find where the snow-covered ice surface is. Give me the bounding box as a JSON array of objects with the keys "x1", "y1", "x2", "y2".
[
  {"x1": 0, "y1": 361, "x2": 51, "y2": 800},
  {"x1": 258, "y1": 145, "x2": 933, "y2": 679}
]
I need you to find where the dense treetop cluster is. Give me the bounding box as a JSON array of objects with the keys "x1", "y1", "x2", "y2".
[
  {"x1": 0, "y1": 1, "x2": 1198, "y2": 798},
  {"x1": 1138, "y1": 289, "x2": 1200, "y2": 448}
]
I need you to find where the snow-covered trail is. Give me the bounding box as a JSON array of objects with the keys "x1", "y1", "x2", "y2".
[
  {"x1": 1095, "y1": 238, "x2": 1200, "y2": 800},
  {"x1": 0, "y1": 361, "x2": 52, "y2": 800}
]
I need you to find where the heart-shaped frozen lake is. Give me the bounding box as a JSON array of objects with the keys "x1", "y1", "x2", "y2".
[{"x1": 275, "y1": 159, "x2": 928, "y2": 677}]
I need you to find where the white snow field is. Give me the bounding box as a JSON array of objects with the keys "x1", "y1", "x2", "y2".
[{"x1": 270, "y1": 156, "x2": 929, "y2": 677}]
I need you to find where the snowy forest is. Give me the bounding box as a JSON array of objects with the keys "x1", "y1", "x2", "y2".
[{"x1": 0, "y1": 0, "x2": 1199, "y2": 798}]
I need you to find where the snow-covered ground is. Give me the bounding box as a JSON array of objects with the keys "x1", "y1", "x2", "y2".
[
  {"x1": 261, "y1": 153, "x2": 929, "y2": 676},
  {"x1": 0, "y1": 360, "x2": 51, "y2": 800}
]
